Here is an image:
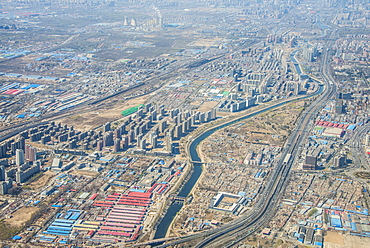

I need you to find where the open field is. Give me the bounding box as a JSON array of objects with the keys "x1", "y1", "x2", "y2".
[
  {"x1": 26, "y1": 171, "x2": 55, "y2": 191},
  {"x1": 60, "y1": 94, "x2": 150, "y2": 131},
  {"x1": 197, "y1": 101, "x2": 219, "y2": 112},
  {"x1": 200, "y1": 100, "x2": 307, "y2": 164},
  {"x1": 71, "y1": 170, "x2": 99, "y2": 177},
  {"x1": 5, "y1": 207, "x2": 39, "y2": 227},
  {"x1": 324, "y1": 231, "x2": 369, "y2": 248}
]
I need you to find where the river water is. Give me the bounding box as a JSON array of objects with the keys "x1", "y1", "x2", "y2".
[{"x1": 154, "y1": 86, "x2": 323, "y2": 239}]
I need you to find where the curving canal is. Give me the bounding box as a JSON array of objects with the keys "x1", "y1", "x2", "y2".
[
  {"x1": 154, "y1": 86, "x2": 323, "y2": 240},
  {"x1": 290, "y1": 49, "x2": 303, "y2": 75}
]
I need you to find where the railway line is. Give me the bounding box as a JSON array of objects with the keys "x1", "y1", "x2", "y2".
[{"x1": 0, "y1": 53, "x2": 228, "y2": 142}]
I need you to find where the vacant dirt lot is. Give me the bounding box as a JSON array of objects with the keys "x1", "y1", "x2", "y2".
[
  {"x1": 60, "y1": 94, "x2": 150, "y2": 131},
  {"x1": 5, "y1": 207, "x2": 39, "y2": 227},
  {"x1": 27, "y1": 170, "x2": 54, "y2": 191},
  {"x1": 197, "y1": 101, "x2": 219, "y2": 112},
  {"x1": 71, "y1": 169, "x2": 99, "y2": 177},
  {"x1": 325, "y1": 231, "x2": 369, "y2": 248},
  {"x1": 200, "y1": 100, "x2": 307, "y2": 164}
]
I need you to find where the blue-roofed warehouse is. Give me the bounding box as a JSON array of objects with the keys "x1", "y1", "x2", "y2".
[{"x1": 330, "y1": 217, "x2": 342, "y2": 228}]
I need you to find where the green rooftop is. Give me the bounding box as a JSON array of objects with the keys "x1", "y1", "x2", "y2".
[{"x1": 121, "y1": 104, "x2": 145, "y2": 116}]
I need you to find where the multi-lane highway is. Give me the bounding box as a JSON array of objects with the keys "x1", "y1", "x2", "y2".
[
  {"x1": 348, "y1": 123, "x2": 370, "y2": 171},
  {"x1": 152, "y1": 31, "x2": 338, "y2": 248},
  {"x1": 193, "y1": 31, "x2": 338, "y2": 248},
  {"x1": 193, "y1": 30, "x2": 338, "y2": 248}
]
